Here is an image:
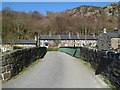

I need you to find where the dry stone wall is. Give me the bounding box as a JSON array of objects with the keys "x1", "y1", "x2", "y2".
[
  {"x1": 0, "y1": 47, "x2": 47, "y2": 81},
  {"x1": 80, "y1": 47, "x2": 120, "y2": 88}
]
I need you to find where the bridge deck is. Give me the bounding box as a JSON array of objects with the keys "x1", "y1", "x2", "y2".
[{"x1": 3, "y1": 51, "x2": 109, "y2": 88}]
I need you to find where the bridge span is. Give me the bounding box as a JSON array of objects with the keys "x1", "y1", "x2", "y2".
[{"x1": 3, "y1": 51, "x2": 109, "y2": 88}]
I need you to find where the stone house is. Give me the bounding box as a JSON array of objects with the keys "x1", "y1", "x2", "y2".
[
  {"x1": 98, "y1": 29, "x2": 120, "y2": 52},
  {"x1": 14, "y1": 39, "x2": 36, "y2": 48},
  {"x1": 1, "y1": 40, "x2": 36, "y2": 52},
  {"x1": 39, "y1": 35, "x2": 97, "y2": 48}
]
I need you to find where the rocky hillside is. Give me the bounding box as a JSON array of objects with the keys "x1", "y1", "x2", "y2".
[
  {"x1": 2, "y1": 3, "x2": 119, "y2": 43},
  {"x1": 61, "y1": 3, "x2": 119, "y2": 19}
]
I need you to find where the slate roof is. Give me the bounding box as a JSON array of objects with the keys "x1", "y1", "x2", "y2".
[
  {"x1": 71, "y1": 35, "x2": 79, "y2": 40},
  {"x1": 79, "y1": 35, "x2": 97, "y2": 40},
  {"x1": 50, "y1": 35, "x2": 60, "y2": 40},
  {"x1": 3, "y1": 35, "x2": 97, "y2": 44},
  {"x1": 19, "y1": 40, "x2": 36, "y2": 44},
  {"x1": 39, "y1": 35, "x2": 97, "y2": 40},
  {"x1": 40, "y1": 35, "x2": 60, "y2": 40},
  {"x1": 60, "y1": 35, "x2": 70, "y2": 40},
  {"x1": 105, "y1": 32, "x2": 120, "y2": 38},
  {"x1": 3, "y1": 40, "x2": 36, "y2": 44},
  {"x1": 39, "y1": 35, "x2": 50, "y2": 40}
]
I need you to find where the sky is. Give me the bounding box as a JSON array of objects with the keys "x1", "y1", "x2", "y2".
[
  {"x1": 2, "y1": 2, "x2": 118, "y2": 15},
  {"x1": 2, "y1": 0, "x2": 120, "y2": 2}
]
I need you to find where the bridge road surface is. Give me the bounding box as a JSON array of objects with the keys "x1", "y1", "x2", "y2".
[{"x1": 3, "y1": 51, "x2": 109, "y2": 88}]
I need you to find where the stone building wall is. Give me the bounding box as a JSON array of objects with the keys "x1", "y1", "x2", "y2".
[
  {"x1": 0, "y1": 47, "x2": 47, "y2": 81},
  {"x1": 111, "y1": 38, "x2": 119, "y2": 49},
  {"x1": 98, "y1": 33, "x2": 111, "y2": 51}
]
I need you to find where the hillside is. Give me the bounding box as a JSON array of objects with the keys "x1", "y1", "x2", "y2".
[
  {"x1": 62, "y1": 3, "x2": 119, "y2": 18},
  {"x1": 2, "y1": 3, "x2": 119, "y2": 43}
]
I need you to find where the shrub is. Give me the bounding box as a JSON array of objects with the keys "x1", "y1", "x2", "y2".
[
  {"x1": 47, "y1": 48, "x2": 58, "y2": 51},
  {"x1": 13, "y1": 46, "x2": 24, "y2": 50}
]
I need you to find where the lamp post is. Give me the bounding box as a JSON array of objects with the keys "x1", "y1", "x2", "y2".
[
  {"x1": 85, "y1": 27, "x2": 87, "y2": 47},
  {"x1": 17, "y1": 12, "x2": 21, "y2": 40},
  {"x1": 37, "y1": 30, "x2": 41, "y2": 47},
  {"x1": 35, "y1": 30, "x2": 41, "y2": 47},
  {"x1": 35, "y1": 36, "x2": 37, "y2": 47},
  {"x1": 94, "y1": 17, "x2": 98, "y2": 35},
  {"x1": 37, "y1": 31, "x2": 40, "y2": 47}
]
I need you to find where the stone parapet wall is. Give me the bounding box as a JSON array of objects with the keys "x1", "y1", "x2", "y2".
[
  {"x1": 0, "y1": 47, "x2": 47, "y2": 81},
  {"x1": 59, "y1": 46, "x2": 120, "y2": 88},
  {"x1": 80, "y1": 47, "x2": 120, "y2": 88}
]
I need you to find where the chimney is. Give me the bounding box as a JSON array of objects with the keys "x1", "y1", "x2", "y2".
[
  {"x1": 49, "y1": 31, "x2": 51, "y2": 37},
  {"x1": 69, "y1": 32, "x2": 71, "y2": 39},
  {"x1": 35, "y1": 36, "x2": 37, "y2": 41},
  {"x1": 92, "y1": 33, "x2": 95, "y2": 38},
  {"x1": 77, "y1": 32, "x2": 79, "y2": 36},
  {"x1": 103, "y1": 28, "x2": 107, "y2": 33},
  {"x1": 114, "y1": 27, "x2": 119, "y2": 33},
  {"x1": 77, "y1": 32, "x2": 80, "y2": 39},
  {"x1": 100, "y1": 27, "x2": 107, "y2": 33}
]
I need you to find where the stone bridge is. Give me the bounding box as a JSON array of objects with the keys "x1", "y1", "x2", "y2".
[{"x1": 1, "y1": 47, "x2": 120, "y2": 88}]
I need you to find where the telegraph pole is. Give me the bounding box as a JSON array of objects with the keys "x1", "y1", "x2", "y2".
[
  {"x1": 17, "y1": 12, "x2": 20, "y2": 39},
  {"x1": 35, "y1": 30, "x2": 40, "y2": 47},
  {"x1": 37, "y1": 30, "x2": 41, "y2": 47},
  {"x1": 85, "y1": 27, "x2": 87, "y2": 47}
]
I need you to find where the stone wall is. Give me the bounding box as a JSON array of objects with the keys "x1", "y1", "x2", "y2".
[
  {"x1": 80, "y1": 47, "x2": 120, "y2": 88},
  {"x1": 59, "y1": 47, "x2": 81, "y2": 58},
  {"x1": 0, "y1": 47, "x2": 47, "y2": 81}
]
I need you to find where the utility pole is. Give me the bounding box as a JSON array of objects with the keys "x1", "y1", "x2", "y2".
[
  {"x1": 35, "y1": 30, "x2": 40, "y2": 47},
  {"x1": 94, "y1": 17, "x2": 98, "y2": 35},
  {"x1": 85, "y1": 27, "x2": 87, "y2": 47},
  {"x1": 77, "y1": 32, "x2": 80, "y2": 47},
  {"x1": 17, "y1": 12, "x2": 20, "y2": 39},
  {"x1": 37, "y1": 31, "x2": 39, "y2": 47},
  {"x1": 37, "y1": 30, "x2": 41, "y2": 47}
]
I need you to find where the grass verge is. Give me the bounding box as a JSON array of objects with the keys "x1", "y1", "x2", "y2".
[
  {"x1": 47, "y1": 48, "x2": 59, "y2": 51},
  {"x1": 98, "y1": 75, "x2": 116, "y2": 89},
  {"x1": 79, "y1": 59, "x2": 95, "y2": 72},
  {"x1": 2, "y1": 59, "x2": 42, "y2": 84},
  {"x1": 78, "y1": 58, "x2": 116, "y2": 89}
]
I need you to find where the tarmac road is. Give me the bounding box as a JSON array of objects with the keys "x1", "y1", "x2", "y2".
[{"x1": 3, "y1": 51, "x2": 109, "y2": 88}]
